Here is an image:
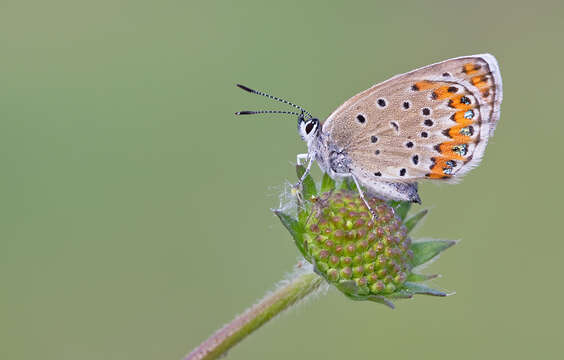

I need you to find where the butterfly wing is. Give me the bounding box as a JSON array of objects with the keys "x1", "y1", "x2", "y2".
[{"x1": 323, "y1": 54, "x2": 502, "y2": 185}]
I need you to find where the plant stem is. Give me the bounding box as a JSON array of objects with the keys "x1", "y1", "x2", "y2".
[{"x1": 185, "y1": 270, "x2": 323, "y2": 360}]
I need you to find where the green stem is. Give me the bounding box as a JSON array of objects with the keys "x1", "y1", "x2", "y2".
[{"x1": 185, "y1": 270, "x2": 324, "y2": 360}]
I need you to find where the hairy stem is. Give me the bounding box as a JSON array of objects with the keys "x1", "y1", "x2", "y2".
[{"x1": 185, "y1": 270, "x2": 323, "y2": 360}]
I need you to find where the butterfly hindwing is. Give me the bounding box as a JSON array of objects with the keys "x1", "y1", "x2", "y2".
[{"x1": 322, "y1": 54, "x2": 502, "y2": 184}]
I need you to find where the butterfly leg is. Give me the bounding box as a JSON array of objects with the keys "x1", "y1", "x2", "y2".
[
  {"x1": 296, "y1": 153, "x2": 309, "y2": 166},
  {"x1": 291, "y1": 153, "x2": 314, "y2": 204},
  {"x1": 294, "y1": 153, "x2": 314, "y2": 189},
  {"x1": 351, "y1": 174, "x2": 378, "y2": 220}
]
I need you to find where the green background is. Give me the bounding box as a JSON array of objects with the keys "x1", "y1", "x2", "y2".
[{"x1": 2, "y1": 0, "x2": 563, "y2": 359}]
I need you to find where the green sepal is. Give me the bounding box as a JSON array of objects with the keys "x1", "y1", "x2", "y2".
[
  {"x1": 340, "y1": 177, "x2": 355, "y2": 191},
  {"x1": 334, "y1": 279, "x2": 369, "y2": 297},
  {"x1": 296, "y1": 165, "x2": 317, "y2": 201},
  {"x1": 388, "y1": 289, "x2": 414, "y2": 299},
  {"x1": 403, "y1": 282, "x2": 447, "y2": 297},
  {"x1": 405, "y1": 209, "x2": 429, "y2": 233},
  {"x1": 406, "y1": 272, "x2": 438, "y2": 282},
  {"x1": 320, "y1": 172, "x2": 336, "y2": 193},
  {"x1": 274, "y1": 210, "x2": 308, "y2": 259},
  {"x1": 342, "y1": 291, "x2": 396, "y2": 309},
  {"x1": 410, "y1": 239, "x2": 456, "y2": 267},
  {"x1": 337, "y1": 280, "x2": 361, "y2": 295},
  {"x1": 388, "y1": 201, "x2": 411, "y2": 220}
]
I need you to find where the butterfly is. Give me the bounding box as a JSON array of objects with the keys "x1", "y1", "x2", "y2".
[{"x1": 236, "y1": 54, "x2": 502, "y2": 216}]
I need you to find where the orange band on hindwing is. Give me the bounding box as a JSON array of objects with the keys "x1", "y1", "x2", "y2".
[
  {"x1": 447, "y1": 94, "x2": 473, "y2": 111},
  {"x1": 426, "y1": 157, "x2": 456, "y2": 179},
  {"x1": 436, "y1": 141, "x2": 469, "y2": 160},
  {"x1": 445, "y1": 124, "x2": 475, "y2": 142}
]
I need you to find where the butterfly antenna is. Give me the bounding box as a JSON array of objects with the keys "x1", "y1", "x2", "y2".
[
  {"x1": 236, "y1": 84, "x2": 313, "y2": 119},
  {"x1": 235, "y1": 110, "x2": 301, "y2": 116}
]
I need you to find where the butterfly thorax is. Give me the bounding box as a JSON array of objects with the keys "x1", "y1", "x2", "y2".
[{"x1": 309, "y1": 128, "x2": 352, "y2": 178}]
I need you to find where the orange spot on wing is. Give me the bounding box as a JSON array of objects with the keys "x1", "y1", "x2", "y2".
[
  {"x1": 448, "y1": 124, "x2": 473, "y2": 141},
  {"x1": 463, "y1": 63, "x2": 481, "y2": 75},
  {"x1": 427, "y1": 157, "x2": 454, "y2": 179},
  {"x1": 452, "y1": 110, "x2": 474, "y2": 126},
  {"x1": 438, "y1": 141, "x2": 468, "y2": 160},
  {"x1": 471, "y1": 75, "x2": 489, "y2": 89},
  {"x1": 432, "y1": 85, "x2": 457, "y2": 100},
  {"x1": 448, "y1": 95, "x2": 473, "y2": 110},
  {"x1": 413, "y1": 81, "x2": 435, "y2": 91}
]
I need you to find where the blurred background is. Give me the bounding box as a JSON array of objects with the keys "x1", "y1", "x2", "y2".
[{"x1": 2, "y1": 0, "x2": 563, "y2": 359}]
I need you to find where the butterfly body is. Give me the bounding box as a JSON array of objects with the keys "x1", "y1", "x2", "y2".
[{"x1": 237, "y1": 53, "x2": 502, "y2": 206}]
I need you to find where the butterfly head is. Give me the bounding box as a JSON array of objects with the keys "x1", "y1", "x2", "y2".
[{"x1": 297, "y1": 113, "x2": 320, "y2": 143}]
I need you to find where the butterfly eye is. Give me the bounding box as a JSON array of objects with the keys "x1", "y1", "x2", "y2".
[{"x1": 305, "y1": 122, "x2": 315, "y2": 134}]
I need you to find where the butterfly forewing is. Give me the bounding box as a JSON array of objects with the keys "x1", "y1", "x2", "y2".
[{"x1": 323, "y1": 54, "x2": 502, "y2": 183}]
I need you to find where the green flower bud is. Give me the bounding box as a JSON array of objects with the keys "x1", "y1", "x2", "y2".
[
  {"x1": 274, "y1": 166, "x2": 457, "y2": 308},
  {"x1": 304, "y1": 190, "x2": 411, "y2": 296}
]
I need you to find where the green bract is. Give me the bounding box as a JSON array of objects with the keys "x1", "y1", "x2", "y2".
[{"x1": 275, "y1": 165, "x2": 455, "y2": 308}]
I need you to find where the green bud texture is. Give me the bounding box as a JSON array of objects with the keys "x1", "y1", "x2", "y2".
[{"x1": 304, "y1": 190, "x2": 411, "y2": 297}]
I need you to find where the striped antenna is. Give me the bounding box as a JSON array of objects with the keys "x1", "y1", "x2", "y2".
[
  {"x1": 236, "y1": 84, "x2": 312, "y2": 119},
  {"x1": 235, "y1": 110, "x2": 301, "y2": 116}
]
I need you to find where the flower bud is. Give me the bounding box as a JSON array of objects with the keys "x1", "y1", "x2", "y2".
[
  {"x1": 275, "y1": 167, "x2": 457, "y2": 308},
  {"x1": 304, "y1": 190, "x2": 411, "y2": 296}
]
